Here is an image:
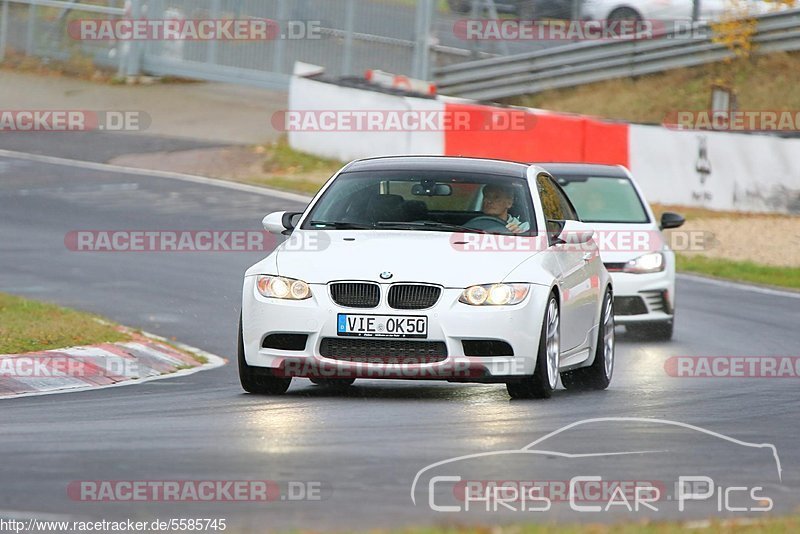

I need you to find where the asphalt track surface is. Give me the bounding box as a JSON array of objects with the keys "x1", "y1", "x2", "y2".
[{"x1": 1, "y1": 135, "x2": 799, "y2": 532}]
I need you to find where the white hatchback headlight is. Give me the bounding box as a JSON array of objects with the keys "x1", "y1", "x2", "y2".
[
  {"x1": 459, "y1": 283, "x2": 530, "y2": 306},
  {"x1": 623, "y1": 252, "x2": 665, "y2": 274},
  {"x1": 256, "y1": 275, "x2": 311, "y2": 300}
]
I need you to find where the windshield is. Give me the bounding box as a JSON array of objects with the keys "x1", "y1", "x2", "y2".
[
  {"x1": 555, "y1": 175, "x2": 650, "y2": 224},
  {"x1": 303, "y1": 170, "x2": 537, "y2": 236}
]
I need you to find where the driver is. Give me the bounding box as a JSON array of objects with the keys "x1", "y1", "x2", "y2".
[{"x1": 472, "y1": 184, "x2": 530, "y2": 234}]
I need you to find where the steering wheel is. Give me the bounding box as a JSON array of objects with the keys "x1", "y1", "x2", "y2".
[{"x1": 463, "y1": 216, "x2": 511, "y2": 233}]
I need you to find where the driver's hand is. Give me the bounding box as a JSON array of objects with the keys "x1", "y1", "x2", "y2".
[
  {"x1": 506, "y1": 221, "x2": 524, "y2": 234},
  {"x1": 506, "y1": 216, "x2": 529, "y2": 234}
]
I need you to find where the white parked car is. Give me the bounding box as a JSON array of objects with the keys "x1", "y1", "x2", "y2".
[
  {"x1": 239, "y1": 156, "x2": 614, "y2": 399},
  {"x1": 541, "y1": 163, "x2": 684, "y2": 340},
  {"x1": 581, "y1": 0, "x2": 776, "y2": 24}
]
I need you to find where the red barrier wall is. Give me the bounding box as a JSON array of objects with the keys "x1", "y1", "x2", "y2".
[{"x1": 444, "y1": 102, "x2": 629, "y2": 167}]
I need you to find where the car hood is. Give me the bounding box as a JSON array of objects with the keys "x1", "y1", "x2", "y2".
[
  {"x1": 250, "y1": 230, "x2": 545, "y2": 287},
  {"x1": 580, "y1": 222, "x2": 666, "y2": 264}
]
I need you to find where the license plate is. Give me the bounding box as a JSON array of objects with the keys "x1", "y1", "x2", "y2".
[{"x1": 337, "y1": 314, "x2": 428, "y2": 339}]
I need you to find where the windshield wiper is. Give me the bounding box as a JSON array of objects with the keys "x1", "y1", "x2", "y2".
[
  {"x1": 374, "y1": 221, "x2": 488, "y2": 234},
  {"x1": 308, "y1": 221, "x2": 374, "y2": 229}
]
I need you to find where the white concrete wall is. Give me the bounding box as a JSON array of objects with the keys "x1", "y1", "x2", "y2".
[
  {"x1": 629, "y1": 124, "x2": 800, "y2": 213},
  {"x1": 287, "y1": 76, "x2": 445, "y2": 162}
]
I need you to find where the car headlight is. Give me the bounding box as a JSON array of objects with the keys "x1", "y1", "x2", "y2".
[
  {"x1": 623, "y1": 252, "x2": 665, "y2": 274},
  {"x1": 459, "y1": 283, "x2": 530, "y2": 306},
  {"x1": 256, "y1": 275, "x2": 311, "y2": 300}
]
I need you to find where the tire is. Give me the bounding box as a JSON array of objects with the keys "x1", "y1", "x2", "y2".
[
  {"x1": 628, "y1": 320, "x2": 674, "y2": 341},
  {"x1": 561, "y1": 289, "x2": 614, "y2": 390},
  {"x1": 507, "y1": 294, "x2": 560, "y2": 399},
  {"x1": 310, "y1": 377, "x2": 356, "y2": 387},
  {"x1": 607, "y1": 7, "x2": 643, "y2": 22},
  {"x1": 238, "y1": 314, "x2": 291, "y2": 395}
]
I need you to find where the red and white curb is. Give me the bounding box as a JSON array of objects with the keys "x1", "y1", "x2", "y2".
[{"x1": 0, "y1": 330, "x2": 225, "y2": 399}]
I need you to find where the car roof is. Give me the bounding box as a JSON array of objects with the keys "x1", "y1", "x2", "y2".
[
  {"x1": 536, "y1": 163, "x2": 629, "y2": 178},
  {"x1": 345, "y1": 155, "x2": 530, "y2": 177}
]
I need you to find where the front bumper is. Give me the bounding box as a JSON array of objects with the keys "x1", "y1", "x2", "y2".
[
  {"x1": 241, "y1": 277, "x2": 552, "y2": 382},
  {"x1": 608, "y1": 270, "x2": 675, "y2": 325}
]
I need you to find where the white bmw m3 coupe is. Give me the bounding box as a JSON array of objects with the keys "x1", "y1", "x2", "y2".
[{"x1": 239, "y1": 156, "x2": 614, "y2": 399}]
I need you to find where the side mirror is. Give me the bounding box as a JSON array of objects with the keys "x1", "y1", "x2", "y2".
[
  {"x1": 557, "y1": 220, "x2": 595, "y2": 244},
  {"x1": 262, "y1": 211, "x2": 302, "y2": 235},
  {"x1": 660, "y1": 212, "x2": 685, "y2": 230}
]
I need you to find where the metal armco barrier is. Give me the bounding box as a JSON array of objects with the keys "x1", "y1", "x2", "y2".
[{"x1": 435, "y1": 8, "x2": 800, "y2": 100}]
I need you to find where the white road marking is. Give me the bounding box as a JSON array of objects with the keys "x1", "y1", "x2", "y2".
[
  {"x1": 0, "y1": 148, "x2": 313, "y2": 203},
  {"x1": 678, "y1": 273, "x2": 800, "y2": 299}
]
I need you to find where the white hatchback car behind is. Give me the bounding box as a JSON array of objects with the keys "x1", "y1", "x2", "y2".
[{"x1": 542, "y1": 163, "x2": 684, "y2": 340}]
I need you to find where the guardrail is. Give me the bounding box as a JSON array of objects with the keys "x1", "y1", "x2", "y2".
[{"x1": 435, "y1": 9, "x2": 800, "y2": 100}]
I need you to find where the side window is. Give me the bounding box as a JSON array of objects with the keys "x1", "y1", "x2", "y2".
[
  {"x1": 537, "y1": 173, "x2": 578, "y2": 242},
  {"x1": 537, "y1": 173, "x2": 577, "y2": 221},
  {"x1": 550, "y1": 178, "x2": 579, "y2": 221}
]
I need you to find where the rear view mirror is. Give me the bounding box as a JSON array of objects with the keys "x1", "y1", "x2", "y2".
[
  {"x1": 411, "y1": 182, "x2": 452, "y2": 196},
  {"x1": 660, "y1": 212, "x2": 685, "y2": 230}
]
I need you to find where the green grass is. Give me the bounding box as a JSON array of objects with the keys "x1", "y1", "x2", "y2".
[
  {"x1": 341, "y1": 515, "x2": 800, "y2": 534},
  {"x1": 261, "y1": 137, "x2": 343, "y2": 176},
  {"x1": 250, "y1": 176, "x2": 328, "y2": 195},
  {"x1": 0, "y1": 293, "x2": 130, "y2": 354},
  {"x1": 677, "y1": 254, "x2": 800, "y2": 290},
  {"x1": 508, "y1": 51, "x2": 800, "y2": 124},
  {"x1": 651, "y1": 203, "x2": 799, "y2": 222},
  {"x1": 246, "y1": 137, "x2": 343, "y2": 195}
]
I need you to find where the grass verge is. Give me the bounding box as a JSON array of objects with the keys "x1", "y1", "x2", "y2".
[
  {"x1": 508, "y1": 51, "x2": 800, "y2": 124},
  {"x1": 651, "y1": 203, "x2": 800, "y2": 222},
  {"x1": 249, "y1": 137, "x2": 343, "y2": 194},
  {"x1": 382, "y1": 515, "x2": 800, "y2": 533},
  {"x1": 0, "y1": 292, "x2": 130, "y2": 354},
  {"x1": 676, "y1": 254, "x2": 800, "y2": 290}
]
